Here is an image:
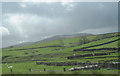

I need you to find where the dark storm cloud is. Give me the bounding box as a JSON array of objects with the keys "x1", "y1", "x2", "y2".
[{"x1": 2, "y1": 2, "x2": 118, "y2": 47}]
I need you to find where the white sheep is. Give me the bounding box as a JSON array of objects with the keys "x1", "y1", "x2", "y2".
[
  {"x1": 73, "y1": 54, "x2": 76, "y2": 56},
  {"x1": 5, "y1": 63, "x2": 13, "y2": 68},
  {"x1": 8, "y1": 66, "x2": 13, "y2": 68}
]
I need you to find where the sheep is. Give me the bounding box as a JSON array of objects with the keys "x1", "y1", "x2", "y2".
[
  {"x1": 73, "y1": 54, "x2": 76, "y2": 56},
  {"x1": 68, "y1": 68, "x2": 74, "y2": 71},
  {"x1": 5, "y1": 63, "x2": 13, "y2": 68},
  {"x1": 8, "y1": 66, "x2": 13, "y2": 68},
  {"x1": 69, "y1": 65, "x2": 100, "y2": 71},
  {"x1": 5, "y1": 63, "x2": 13, "y2": 72}
]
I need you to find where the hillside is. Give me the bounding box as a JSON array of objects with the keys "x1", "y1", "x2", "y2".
[
  {"x1": 37, "y1": 33, "x2": 93, "y2": 43},
  {"x1": 8, "y1": 42, "x2": 35, "y2": 48},
  {"x1": 2, "y1": 32, "x2": 120, "y2": 74},
  {"x1": 5, "y1": 33, "x2": 92, "y2": 48}
]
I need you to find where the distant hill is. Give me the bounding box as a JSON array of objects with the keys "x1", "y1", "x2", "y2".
[
  {"x1": 36, "y1": 33, "x2": 93, "y2": 43},
  {"x1": 7, "y1": 42, "x2": 35, "y2": 48},
  {"x1": 6, "y1": 33, "x2": 92, "y2": 48}
]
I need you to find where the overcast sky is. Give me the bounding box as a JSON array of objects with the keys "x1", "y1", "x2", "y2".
[{"x1": 1, "y1": 2, "x2": 118, "y2": 47}]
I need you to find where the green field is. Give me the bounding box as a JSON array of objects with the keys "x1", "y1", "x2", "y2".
[{"x1": 2, "y1": 32, "x2": 120, "y2": 74}]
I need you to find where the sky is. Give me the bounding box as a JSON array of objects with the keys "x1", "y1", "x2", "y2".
[{"x1": 1, "y1": 2, "x2": 118, "y2": 47}]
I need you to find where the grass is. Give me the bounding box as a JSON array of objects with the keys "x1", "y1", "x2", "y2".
[
  {"x1": 2, "y1": 32, "x2": 120, "y2": 74},
  {"x1": 88, "y1": 40, "x2": 119, "y2": 49},
  {"x1": 2, "y1": 62, "x2": 119, "y2": 74},
  {"x1": 72, "y1": 36, "x2": 119, "y2": 50}
]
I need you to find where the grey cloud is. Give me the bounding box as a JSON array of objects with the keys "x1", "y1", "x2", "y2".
[{"x1": 2, "y1": 2, "x2": 118, "y2": 47}]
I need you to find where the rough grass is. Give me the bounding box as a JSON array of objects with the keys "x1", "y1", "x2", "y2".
[
  {"x1": 2, "y1": 32, "x2": 119, "y2": 74},
  {"x1": 2, "y1": 62, "x2": 119, "y2": 74}
]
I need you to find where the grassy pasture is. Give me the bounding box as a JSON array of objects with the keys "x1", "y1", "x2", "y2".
[
  {"x1": 2, "y1": 62, "x2": 119, "y2": 74},
  {"x1": 2, "y1": 32, "x2": 120, "y2": 74}
]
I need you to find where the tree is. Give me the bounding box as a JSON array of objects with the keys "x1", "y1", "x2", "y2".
[
  {"x1": 85, "y1": 61, "x2": 91, "y2": 65},
  {"x1": 60, "y1": 40, "x2": 65, "y2": 49},
  {"x1": 78, "y1": 36, "x2": 88, "y2": 45},
  {"x1": 60, "y1": 40, "x2": 64, "y2": 46},
  {"x1": 98, "y1": 60, "x2": 105, "y2": 67},
  {"x1": 10, "y1": 46, "x2": 14, "y2": 48}
]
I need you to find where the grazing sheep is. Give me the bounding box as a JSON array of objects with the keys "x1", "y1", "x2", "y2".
[
  {"x1": 73, "y1": 54, "x2": 76, "y2": 56},
  {"x1": 68, "y1": 68, "x2": 74, "y2": 71},
  {"x1": 8, "y1": 66, "x2": 13, "y2": 68},
  {"x1": 69, "y1": 65, "x2": 100, "y2": 71},
  {"x1": 5, "y1": 63, "x2": 13, "y2": 68}
]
